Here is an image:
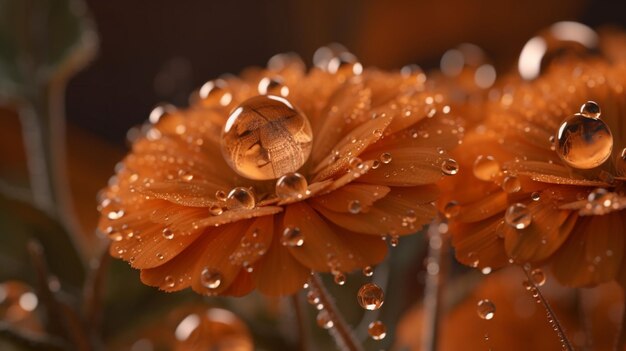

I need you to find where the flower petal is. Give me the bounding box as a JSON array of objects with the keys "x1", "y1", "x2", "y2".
[
  {"x1": 450, "y1": 216, "x2": 510, "y2": 269},
  {"x1": 308, "y1": 183, "x2": 390, "y2": 213},
  {"x1": 505, "y1": 161, "x2": 608, "y2": 186},
  {"x1": 358, "y1": 147, "x2": 446, "y2": 186}
]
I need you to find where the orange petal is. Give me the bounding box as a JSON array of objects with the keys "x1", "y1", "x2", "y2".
[
  {"x1": 505, "y1": 161, "x2": 608, "y2": 186},
  {"x1": 308, "y1": 183, "x2": 390, "y2": 213},
  {"x1": 134, "y1": 180, "x2": 223, "y2": 207},
  {"x1": 368, "y1": 115, "x2": 464, "y2": 152},
  {"x1": 551, "y1": 213, "x2": 625, "y2": 286},
  {"x1": 457, "y1": 191, "x2": 508, "y2": 223},
  {"x1": 450, "y1": 217, "x2": 510, "y2": 269},
  {"x1": 358, "y1": 147, "x2": 445, "y2": 186},
  {"x1": 182, "y1": 206, "x2": 283, "y2": 232}
]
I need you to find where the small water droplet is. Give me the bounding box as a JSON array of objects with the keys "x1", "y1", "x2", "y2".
[
  {"x1": 307, "y1": 290, "x2": 320, "y2": 305},
  {"x1": 316, "y1": 310, "x2": 334, "y2": 329},
  {"x1": 281, "y1": 227, "x2": 304, "y2": 247},
  {"x1": 348, "y1": 200, "x2": 361, "y2": 214},
  {"x1": 390, "y1": 235, "x2": 399, "y2": 247},
  {"x1": 477, "y1": 299, "x2": 496, "y2": 320},
  {"x1": 380, "y1": 152, "x2": 392, "y2": 164},
  {"x1": 333, "y1": 272, "x2": 346, "y2": 286},
  {"x1": 199, "y1": 79, "x2": 232, "y2": 106},
  {"x1": 164, "y1": 275, "x2": 175, "y2": 288},
  {"x1": 473, "y1": 155, "x2": 501, "y2": 181},
  {"x1": 200, "y1": 268, "x2": 222, "y2": 289},
  {"x1": 362, "y1": 266, "x2": 374, "y2": 277},
  {"x1": 580, "y1": 101, "x2": 601, "y2": 118},
  {"x1": 162, "y1": 228, "x2": 174, "y2": 240},
  {"x1": 226, "y1": 187, "x2": 255, "y2": 210},
  {"x1": 258, "y1": 76, "x2": 289, "y2": 97},
  {"x1": 276, "y1": 172, "x2": 308, "y2": 199},
  {"x1": 368, "y1": 321, "x2": 387, "y2": 341},
  {"x1": 215, "y1": 190, "x2": 227, "y2": 201},
  {"x1": 357, "y1": 283, "x2": 384, "y2": 310},
  {"x1": 505, "y1": 203, "x2": 532, "y2": 229},
  {"x1": 531, "y1": 192, "x2": 541, "y2": 201},
  {"x1": 530, "y1": 268, "x2": 546, "y2": 286},
  {"x1": 441, "y1": 159, "x2": 459, "y2": 176},
  {"x1": 221, "y1": 95, "x2": 313, "y2": 180},
  {"x1": 209, "y1": 204, "x2": 223, "y2": 216},
  {"x1": 502, "y1": 176, "x2": 521, "y2": 193},
  {"x1": 443, "y1": 201, "x2": 461, "y2": 218}
]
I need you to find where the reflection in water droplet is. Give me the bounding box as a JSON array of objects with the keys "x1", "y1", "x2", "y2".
[
  {"x1": 209, "y1": 204, "x2": 223, "y2": 216},
  {"x1": 380, "y1": 152, "x2": 392, "y2": 164},
  {"x1": 221, "y1": 95, "x2": 313, "y2": 180},
  {"x1": 362, "y1": 266, "x2": 374, "y2": 277},
  {"x1": 555, "y1": 105, "x2": 613, "y2": 170},
  {"x1": 530, "y1": 268, "x2": 546, "y2": 286},
  {"x1": 580, "y1": 101, "x2": 601, "y2": 118},
  {"x1": 200, "y1": 268, "x2": 222, "y2": 290},
  {"x1": 333, "y1": 272, "x2": 346, "y2": 286},
  {"x1": 281, "y1": 227, "x2": 304, "y2": 247},
  {"x1": 477, "y1": 299, "x2": 496, "y2": 320},
  {"x1": 162, "y1": 228, "x2": 174, "y2": 240},
  {"x1": 226, "y1": 187, "x2": 255, "y2": 210},
  {"x1": 357, "y1": 283, "x2": 384, "y2": 310},
  {"x1": 505, "y1": 203, "x2": 532, "y2": 229},
  {"x1": 276, "y1": 172, "x2": 308, "y2": 199},
  {"x1": 348, "y1": 200, "x2": 361, "y2": 214},
  {"x1": 368, "y1": 320, "x2": 387, "y2": 341},
  {"x1": 531, "y1": 192, "x2": 541, "y2": 201},
  {"x1": 306, "y1": 290, "x2": 320, "y2": 305},
  {"x1": 441, "y1": 159, "x2": 459, "y2": 176},
  {"x1": 316, "y1": 310, "x2": 334, "y2": 329},
  {"x1": 473, "y1": 155, "x2": 501, "y2": 181}
]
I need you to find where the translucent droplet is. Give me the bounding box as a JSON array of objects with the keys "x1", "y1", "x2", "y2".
[
  {"x1": 200, "y1": 268, "x2": 222, "y2": 290},
  {"x1": 441, "y1": 159, "x2": 459, "y2": 176},
  {"x1": 531, "y1": 192, "x2": 541, "y2": 201},
  {"x1": 209, "y1": 204, "x2": 223, "y2": 216},
  {"x1": 357, "y1": 283, "x2": 384, "y2": 310},
  {"x1": 281, "y1": 227, "x2": 303, "y2": 247},
  {"x1": 333, "y1": 272, "x2": 346, "y2": 286},
  {"x1": 588, "y1": 188, "x2": 608, "y2": 202},
  {"x1": 477, "y1": 299, "x2": 495, "y2": 320},
  {"x1": 368, "y1": 321, "x2": 387, "y2": 341},
  {"x1": 390, "y1": 235, "x2": 399, "y2": 247},
  {"x1": 467, "y1": 252, "x2": 480, "y2": 268},
  {"x1": 327, "y1": 52, "x2": 363, "y2": 76},
  {"x1": 580, "y1": 101, "x2": 601, "y2": 118},
  {"x1": 276, "y1": 172, "x2": 308, "y2": 199},
  {"x1": 316, "y1": 310, "x2": 334, "y2": 329},
  {"x1": 199, "y1": 79, "x2": 232, "y2": 106},
  {"x1": 380, "y1": 152, "x2": 392, "y2": 164},
  {"x1": 555, "y1": 105, "x2": 613, "y2": 169},
  {"x1": 362, "y1": 266, "x2": 373, "y2": 277},
  {"x1": 162, "y1": 227, "x2": 174, "y2": 240},
  {"x1": 443, "y1": 201, "x2": 461, "y2": 218},
  {"x1": 306, "y1": 290, "x2": 320, "y2": 305},
  {"x1": 258, "y1": 76, "x2": 289, "y2": 97},
  {"x1": 502, "y1": 176, "x2": 521, "y2": 193},
  {"x1": 473, "y1": 155, "x2": 500, "y2": 181},
  {"x1": 215, "y1": 190, "x2": 227, "y2": 201},
  {"x1": 221, "y1": 95, "x2": 313, "y2": 180},
  {"x1": 530, "y1": 268, "x2": 546, "y2": 286},
  {"x1": 164, "y1": 275, "x2": 175, "y2": 288},
  {"x1": 505, "y1": 203, "x2": 532, "y2": 229},
  {"x1": 348, "y1": 200, "x2": 361, "y2": 214},
  {"x1": 226, "y1": 187, "x2": 255, "y2": 210}
]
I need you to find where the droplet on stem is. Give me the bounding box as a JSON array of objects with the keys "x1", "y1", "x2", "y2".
[{"x1": 368, "y1": 320, "x2": 387, "y2": 341}]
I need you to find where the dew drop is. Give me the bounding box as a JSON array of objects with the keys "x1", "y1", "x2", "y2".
[
  {"x1": 281, "y1": 226, "x2": 304, "y2": 247},
  {"x1": 443, "y1": 201, "x2": 461, "y2": 218},
  {"x1": 164, "y1": 275, "x2": 175, "y2": 288},
  {"x1": 357, "y1": 283, "x2": 384, "y2": 310},
  {"x1": 380, "y1": 152, "x2": 392, "y2": 164},
  {"x1": 531, "y1": 192, "x2": 541, "y2": 201},
  {"x1": 221, "y1": 95, "x2": 313, "y2": 180},
  {"x1": 368, "y1": 321, "x2": 387, "y2": 341},
  {"x1": 348, "y1": 200, "x2": 362, "y2": 214},
  {"x1": 306, "y1": 290, "x2": 320, "y2": 305},
  {"x1": 390, "y1": 235, "x2": 399, "y2": 247},
  {"x1": 258, "y1": 76, "x2": 289, "y2": 97},
  {"x1": 215, "y1": 190, "x2": 227, "y2": 201},
  {"x1": 276, "y1": 172, "x2": 308, "y2": 199},
  {"x1": 530, "y1": 268, "x2": 546, "y2": 286},
  {"x1": 580, "y1": 101, "x2": 601, "y2": 118},
  {"x1": 333, "y1": 272, "x2": 346, "y2": 286},
  {"x1": 200, "y1": 268, "x2": 222, "y2": 289},
  {"x1": 477, "y1": 299, "x2": 495, "y2": 320},
  {"x1": 555, "y1": 103, "x2": 613, "y2": 169},
  {"x1": 502, "y1": 176, "x2": 521, "y2": 193},
  {"x1": 316, "y1": 310, "x2": 334, "y2": 329},
  {"x1": 473, "y1": 155, "x2": 500, "y2": 181},
  {"x1": 162, "y1": 228, "x2": 174, "y2": 240},
  {"x1": 505, "y1": 203, "x2": 532, "y2": 229},
  {"x1": 362, "y1": 266, "x2": 374, "y2": 277},
  {"x1": 199, "y1": 79, "x2": 232, "y2": 106},
  {"x1": 226, "y1": 187, "x2": 255, "y2": 210},
  {"x1": 209, "y1": 204, "x2": 223, "y2": 216},
  {"x1": 441, "y1": 159, "x2": 459, "y2": 176}
]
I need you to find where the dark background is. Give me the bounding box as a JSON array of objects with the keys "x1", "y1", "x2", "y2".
[{"x1": 66, "y1": 0, "x2": 626, "y2": 145}]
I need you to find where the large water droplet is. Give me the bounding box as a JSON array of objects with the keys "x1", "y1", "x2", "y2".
[
  {"x1": 221, "y1": 95, "x2": 313, "y2": 180},
  {"x1": 441, "y1": 159, "x2": 459, "y2": 176},
  {"x1": 357, "y1": 283, "x2": 384, "y2": 310},
  {"x1": 275, "y1": 172, "x2": 308, "y2": 199},
  {"x1": 281, "y1": 226, "x2": 304, "y2": 247},
  {"x1": 226, "y1": 187, "x2": 255, "y2": 210},
  {"x1": 473, "y1": 155, "x2": 501, "y2": 181},
  {"x1": 477, "y1": 299, "x2": 495, "y2": 320},
  {"x1": 200, "y1": 268, "x2": 222, "y2": 290},
  {"x1": 505, "y1": 203, "x2": 532, "y2": 229},
  {"x1": 368, "y1": 321, "x2": 387, "y2": 341},
  {"x1": 555, "y1": 103, "x2": 613, "y2": 169}
]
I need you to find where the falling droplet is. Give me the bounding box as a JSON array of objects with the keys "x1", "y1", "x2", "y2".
[
  {"x1": 362, "y1": 266, "x2": 374, "y2": 277},
  {"x1": 221, "y1": 95, "x2": 313, "y2": 180},
  {"x1": 530, "y1": 268, "x2": 546, "y2": 286},
  {"x1": 443, "y1": 201, "x2": 461, "y2": 218},
  {"x1": 368, "y1": 321, "x2": 387, "y2": 341},
  {"x1": 357, "y1": 283, "x2": 384, "y2": 310},
  {"x1": 281, "y1": 226, "x2": 304, "y2": 247},
  {"x1": 505, "y1": 203, "x2": 532, "y2": 229},
  {"x1": 275, "y1": 172, "x2": 308, "y2": 199},
  {"x1": 502, "y1": 176, "x2": 521, "y2": 193},
  {"x1": 226, "y1": 187, "x2": 255, "y2": 210},
  {"x1": 162, "y1": 228, "x2": 174, "y2": 240},
  {"x1": 555, "y1": 103, "x2": 613, "y2": 169},
  {"x1": 348, "y1": 200, "x2": 362, "y2": 214},
  {"x1": 441, "y1": 159, "x2": 459, "y2": 176},
  {"x1": 580, "y1": 101, "x2": 601, "y2": 118},
  {"x1": 477, "y1": 299, "x2": 496, "y2": 320},
  {"x1": 316, "y1": 310, "x2": 334, "y2": 329},
  {"x1": 473, "y1": 155, "x2": 501, "y2": 181},
  {"x1": 380, "y1": 152, "x2": 392, "y2": 164},
  {"x1": 258, "y1": 76, "x2": 289, "y2": 97},
  {"x1": 200, "y1": 268, "x2": 222, "y2": 290}
]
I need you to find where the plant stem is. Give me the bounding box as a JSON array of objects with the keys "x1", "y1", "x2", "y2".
[
  {"x1": 615, "y1": 286, "x2": 626, "y2": 351},
  {"x1": 309, "y1": 274, "x2": 363, "y2": 351},
  {"x1": 291, "y1": 293, "x2": 310, "y2": 351}
]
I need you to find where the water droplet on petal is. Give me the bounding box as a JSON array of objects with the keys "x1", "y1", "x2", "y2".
[
  {"x1": 306, "y1": 290, "x2": 320, "y2": 305},
  {"x1": 555, "y1": 105, "x2": 613, "y2": 169},
  {"x1": 505, "y1": 203, "x2": 532, "y2": 229},
  {"x1": 162, "y1": 228, "x2": 174, "y2": 240},
  {"x1": 226, "y1": 187, "x2": 255, "y2": 210},
  {"x1": 200, "y1": 268, "x2": 222, "y2": 290},
  {"x1": 380, "y1": 152, "x2": 392, "y2": 164},
  {"x1": 164, "y1": 275, "x2": 175, "y2": 288},
  {"x1": 530, "y1": 268, "x2": 546, "y2": 286},
  {"x1": 368, "y1": 321, "x2": 387, "y2": 341},
  {"x1": 215, "y1": 190, "x2": 227, "y2": 201},
  {"x1": 276, "y1": 172, "x2": 308, "y2": 199},
  {"x1": 443, "y1": 201, "x2": 461, "y2": 218},
  {"x1": 281, "y1": 227, "x2": 304, "y2": 247},
  {"x1": 473, "y1": 155, "x2": 501, "y2": 181},
  {"x1": 531, "y1": 192, "x2": 541, "y2": 201},
  {"x1": 209, "y1": 204, "x2": 224, "y2": 216},
  {"x1": 348, "y1": 200, "x2": 362, "y2": 214},
  {"x1": 357, "y1": 283, "x2": 384, "y2": 310},
  {"x1": 221, "y1": 95, "x2": 313, "y2": 180},
  {"x1": 502, "y1": 176, "x2": 521, "y2": 193},
  {"x1": 441, "y1": 159, "x2": 459, "y2": 176},
  {"x1": 580, "y1": 101, "x2": 601, "y2": 118},
  {"x1": 477, "y1": 299, "x2": 495, "y2": 320}
]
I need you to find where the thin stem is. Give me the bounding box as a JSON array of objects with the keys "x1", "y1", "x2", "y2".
[
  {"x1": 0, "y1": 321, "x2": 67, "y2": 351},
  {"x1": 291, "y1": 293, "x2": 310, "y2": 351},
  {"x1": 421, "y1": 219, "x2": 450, "y2": 351},
  {"x1": 523, "y1": 268, "x2": 574, "y2": 351},
  {"x1": 614, "y1": 286, "x2": 626, "y2": 351},
  {"x1": 83, "y1": 246, "x2": 111, "y2": 336},
  {"x1": 309, "y1": 274, "x2": 363, "y2": 351}
]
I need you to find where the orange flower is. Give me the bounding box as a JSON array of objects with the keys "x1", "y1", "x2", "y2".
[
  {"x1": 441, "y1": 31, "x2": 626, "y2": 287},
  {"x1": 98, "y1": 50, "x2": 463, "y2": 296}
]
